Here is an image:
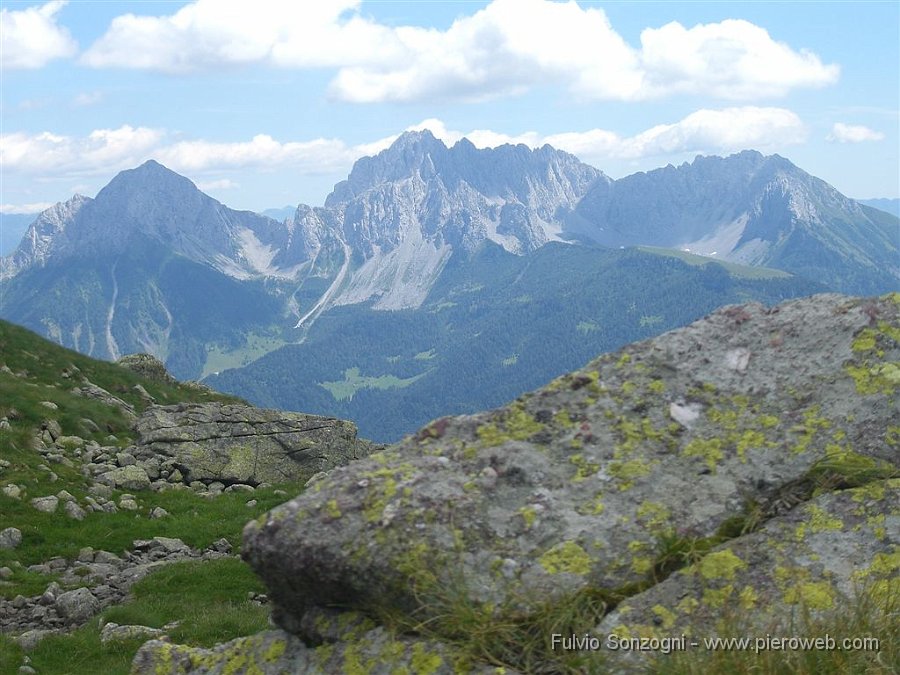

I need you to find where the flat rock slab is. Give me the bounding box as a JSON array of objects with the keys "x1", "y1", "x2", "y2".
[
  {"x1": 134, "y1": 402, "x2": 375, "y2": 485},
  {"x1": 242, "y1": 293, "x2": 899, "y2": 634}
]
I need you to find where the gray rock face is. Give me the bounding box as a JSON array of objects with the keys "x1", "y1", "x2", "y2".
[
  {"x1": 134, "y1": 402, "x2": 376, "y2": 485},
  {"x1": 596, "y1": 478, "x2": 898, "y2": 672},
  {"x1": 239, "y1": 293, "x2": 898, "y2": 659},
  {"x1": 573, "y1": 150, "x2": 898, "y2": 295},
  {"x1": 286, "y1": 131, "x2": 605, "y2": 313}
]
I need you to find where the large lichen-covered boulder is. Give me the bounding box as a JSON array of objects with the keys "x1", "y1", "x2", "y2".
[
  {"x1": 242, "y1": 293, "x2": 898, "y2": 633},
  {"x1": 134, "y1": 402, "x2": 375, "y2": 485},
  {"x1": 596, "y1": 478, "x2": 898, "y2": 672}
]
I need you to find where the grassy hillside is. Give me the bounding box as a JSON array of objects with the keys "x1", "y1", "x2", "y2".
[{"x1": 0, "y1": 320, "x2": 297, "y2": 674}]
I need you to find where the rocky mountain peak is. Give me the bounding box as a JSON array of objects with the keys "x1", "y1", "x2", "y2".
[{"x1": 326, "y1": 130, "x2": 449, "y2": 206}]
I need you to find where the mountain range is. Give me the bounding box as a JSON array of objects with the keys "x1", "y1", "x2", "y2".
[{"x1": 1, "y1": 131, "x2": 896, "y2": 440}]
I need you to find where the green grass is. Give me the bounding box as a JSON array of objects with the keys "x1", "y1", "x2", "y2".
[
  {"x1": 637, "y1": 246, "x2": 791, "y2": 279},
  {"x1": 0, "y1": 482, "x2": 295, "y2": 598},
  {"x1": 318, "y1": 366, "x2": 428, "y2": 402},
  {"x1": 0, "y1": 320, "x2": 283, "y2": 673},
  {"x1": 200, "y1": 331, "x2": 288, "y2": 379},
  {"x1": 0, "y1": 318, "x2": 243, "y2": 463},
  {"x1": 0, "y1": 558, "x2": 271, "y2": 675}
]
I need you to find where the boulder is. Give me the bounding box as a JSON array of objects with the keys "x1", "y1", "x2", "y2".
[
  {"x1": 63, "y1": 501, "x2": 87, "y2": 520},
  {"x1": 133, "y1": 402, "x2": 376, "y2": 485},
  {"x1": 70, "y1": 380, "x2": 136, "y2": 420},
  {"x1": 116, "y1": 353, "x2": 176, "y2": 383},
  {"x1": 0, "y1": 527, "x2": 22, "y2": 549},
  {"x1": 54, "y1": 588, "x2": 99, "y2": 623},
  {"x1": 239, "y1": 294, "x2": 898, "y2": 658},
  {"x1": 29, "y1": 496, "x2": 58, "y2": 514},
  {"x1": 98, "y1": 465, "x2": 151, "y2": 491},
  {"x1": 100, "y1": 622, "x2": 166, "y2": 645}
]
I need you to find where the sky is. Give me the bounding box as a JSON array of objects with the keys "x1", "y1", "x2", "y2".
[{"x1": 1, "y1": 0, "x2": 898, "y2": 216}]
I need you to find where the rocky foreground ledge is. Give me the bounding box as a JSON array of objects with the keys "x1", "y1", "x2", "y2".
[{"x1": 134, "y1": 293, "x2": 899, "y2": 674}]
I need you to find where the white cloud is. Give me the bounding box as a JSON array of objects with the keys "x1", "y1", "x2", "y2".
[
  {"x1": 1, "y1": 125, "x2": 164, "y2": 175},
  {"x1": 412, "y1": 107, "x2": 806, "y2": 162},
  {"x1": 0, "y1": 107, "x2": 807, "y2": 189},
  {"x1": 196, "y1": 178, "x2": 240, "y2": 191},
  {"x1": 0, "y1": 202, "x2": 53, "y2": 214},
  {"x1": 81, "y1": 0, "x2": 838, "y2": 103},
  {"x1": 80, "y1": 0, "x2": 396, "y2": 72},
  {"x1": 155, "y1": 135, "x2": 361, "y2": 174},
  {"x1": 614, "y1": 107, "x2": 807, "y2": 159},
  {"x1": 637, "y1": 19, "x2": 839, "y2": 99},
  {"x1": 826, "y1": 122, "x2": 885, "y2": 143},
  {"x1": 1, "y1": 126, "x2": 379, "y2": 180},
  {"x1": 0, "y1": 0, "x2": 77, "y2": 69}
]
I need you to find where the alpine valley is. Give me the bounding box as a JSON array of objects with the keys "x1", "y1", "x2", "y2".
[{"x1": 1, "y1": 130, "x2": 897, "y2": 441}]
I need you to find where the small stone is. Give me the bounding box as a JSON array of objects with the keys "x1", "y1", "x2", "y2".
[
  {"x1": 15, "y1": 629, "x2": 56, "y2": 651},
  {"x1": 55, "y1": 587, "x2": 99, "y2": 623},
  {"x1": 64, "y1": 500, "x2": 87, "y2": 520},
  {"x1": 79, "y1": 418, "x2": 100, "y2": 433},
  {"x1": 100, "y1": 622, "x2": 165, "y2": 645},
  {"x1": 3, "y1": 484, "x2": 23, "y2": 499},
  {"x1": 246, "y1": 499, "x2": 258, "y2": 508},
  {"x1": 149, "y1": 507, "x2": 169, "y2": 519},
  {"x1": 39, "y1": 401, "x2": 59, "y2": 410},
  {"x1": 224, "y1": 483, "x2": 255, "y2": 493},
  {"x1": 94, "y1": 551, "x2": 122, "y2": 565},
  {"x1": 30, "y1": 496, "x2": 59, "y2": 513},
  {"x1": 208, "y1": 538, "x2": 232, "y2": 553},
  {"x1": 116, "y1": 452, "x2": 137, "y2": 467},
  {"x1": 119, "y1": 497, "x2": 139, "y2": 511},
  {"x1": 152, "y1": 537, "x2": 190, "y2": 555},
  {"x1": 98, "y1": 465, "x2": 151, "y2": 491},
  {"x1": 0, "y1": 527, "x2": 22, "y2": 549}
]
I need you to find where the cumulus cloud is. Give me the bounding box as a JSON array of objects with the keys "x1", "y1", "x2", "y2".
[
  {"x1": 1, "y1": 126, "x2": 379, "y2": 179},
  {"x1": 826, "y1": 122, "x2": 885, "y2": 143},
  {"x1": 637, "y1": 19, "x2": 838, "y2": 99},
  {"x1": 0, "y1": 0, "x2": 77, "y2": 69},
  {"x1": 80, "y1": 0, "x2": 397, "y2": 72},
  {"x1": 195, "y1": 178, "x2": 240, "y2": 191},
  {"x1": 80, "y1": 0, "x2": 838, "y2": 103},
  {"x1": 1, "y1": 125, "x2": 165, "y2": 175},
  {"x1": 1, "y1": 107, "x2": 806, "y2": 186},
  {"x1": 413, "y1": 107, "x2": 806, "y2": 162}
]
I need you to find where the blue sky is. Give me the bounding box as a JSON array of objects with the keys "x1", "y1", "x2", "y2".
[{"x1": 1, "y1": 0, "x2": 898, "y2": 215}]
